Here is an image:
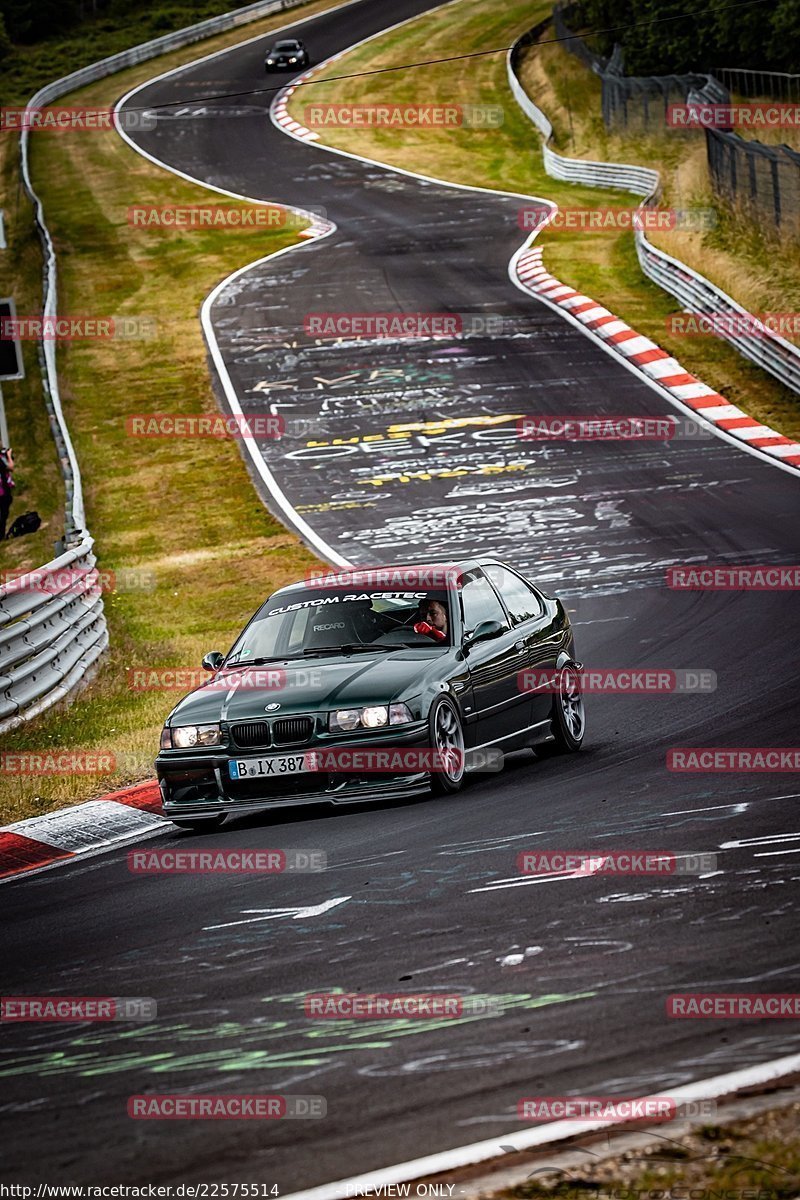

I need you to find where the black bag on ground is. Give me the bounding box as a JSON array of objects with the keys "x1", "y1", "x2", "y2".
[{"x1": 5, "y1": 511, "x2": 41, "y2": 539}]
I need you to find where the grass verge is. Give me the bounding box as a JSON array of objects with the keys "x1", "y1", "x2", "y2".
[
  {"x1": 0, "y1": 0, "x2": 351, "y2": 825},
  {"x1": 496, "y1": 1100, "x2": 800, "y2": 1199},
  {"x1": 286, "y1": 0, "x2": 800, "y2": 441}
]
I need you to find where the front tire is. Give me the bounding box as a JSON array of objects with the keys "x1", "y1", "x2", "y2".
[
  {"x1": 541, "y1": 663, "x2": 585, "y2": 755},
  {"x1": 428, "y1": 696, "x2": 466, "y2": 794}
]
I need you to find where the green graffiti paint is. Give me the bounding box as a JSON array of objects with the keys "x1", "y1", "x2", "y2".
[{"x1": 0, "y1": 991, "x2": 594, "y2": 1080}]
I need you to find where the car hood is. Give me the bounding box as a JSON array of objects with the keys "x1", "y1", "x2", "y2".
[{"x1": 167, "y1": 649, "x2": 454, "y2": 725}]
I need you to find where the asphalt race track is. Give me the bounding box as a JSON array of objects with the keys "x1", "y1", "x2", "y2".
[{"x1": 2, "y1": 0, "x2": 800, "y2": 1191}]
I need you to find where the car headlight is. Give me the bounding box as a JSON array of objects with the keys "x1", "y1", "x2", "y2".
[
  {"x1": 289, "y1": 56, "x2": 297, "y2": 62},
  {"x1": 166, "y1": 724, "x2": 222, "y2": 749},
  {"x1": 266, "y1": 58, "x2": 274, "y2": 64},
  {"x1": 362, "y1": 706, "x2": 388, "y2": 728},
  {"x1": 329, "y1": 704, "x2": 412, "y2": 732},
  {"x1": 329, "y1": 709, "x2": 362, "y2": 732}
]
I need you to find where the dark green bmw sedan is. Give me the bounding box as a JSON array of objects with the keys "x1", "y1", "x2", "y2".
[{"x1": 155, "y1": 559, "x2": 585, "y2": 829}]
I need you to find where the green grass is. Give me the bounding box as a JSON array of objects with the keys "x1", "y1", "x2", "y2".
[
  {"x1": 0, "y1": 0, "x2": 348, "y2": 824},
  {"x1": 287, "y1": 0, "x2": 800, "y2": 441}
]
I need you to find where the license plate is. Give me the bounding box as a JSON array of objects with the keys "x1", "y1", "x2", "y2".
[{"x1": 229, "y1": 753, "x2": 308, "y2": 780}]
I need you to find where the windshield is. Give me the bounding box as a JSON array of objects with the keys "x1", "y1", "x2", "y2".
[
  {"x1": 273, "y1": 41, "x2": 299, "y2": 50},
  {"x1": 226, "y1": 588, "x2": 452, "y2": 663}
]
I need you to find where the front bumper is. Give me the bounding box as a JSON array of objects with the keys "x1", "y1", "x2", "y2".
[{"x1": 156, "y1": 724, "x2": 431, "y2": 819}]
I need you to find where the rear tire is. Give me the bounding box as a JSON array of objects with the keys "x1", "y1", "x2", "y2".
[
  {"x1": 540, "y1": 663, "x2": 585, "y2": 755},
  {"x1": 171, "y1": 815, "x2": 225, "y2": 832},
  {"x1": 428, "y1": 696, "x2": 466, "y2": 794}
]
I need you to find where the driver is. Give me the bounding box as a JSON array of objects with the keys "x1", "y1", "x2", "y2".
[{"x1": 415, "y1": 594, "x2": 449, "y2": 641}]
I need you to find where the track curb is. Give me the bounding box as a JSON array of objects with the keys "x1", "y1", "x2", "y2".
[
  {"x1": 0, "y1": 780, "x2": 165, "y2": 880},
  {"x1": 511, "y1": 244, "x2": 800, "y2": 470}
]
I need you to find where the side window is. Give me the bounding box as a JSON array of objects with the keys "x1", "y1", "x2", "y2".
[
  {"x1": 460, "y1": 570, "x2": 509, "y2": 637},
  {"x1": 483, "y1": 564, "x2": 544, "y2": 625}
]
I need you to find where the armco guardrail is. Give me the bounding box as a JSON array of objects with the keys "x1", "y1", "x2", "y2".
[
  {"x1": 5, "y1": 0, "x2": 310, "y2": 733},
  {"x1": 635, "y1": 237, "x2": 800, "y2": 394},
  {"x1": 507, "y1": 26, "x2": 800, "y2": 399},
  {"x1": 0, "y1": 543, "x2": 108, "y2": 732},
  {"x1": 507, "y1": 21, "x2": 658, "y2": 196}
]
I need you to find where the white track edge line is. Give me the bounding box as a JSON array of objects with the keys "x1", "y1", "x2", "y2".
[{"x1": 282, "y1": 1051, "x2": 800, "y2": 1200}]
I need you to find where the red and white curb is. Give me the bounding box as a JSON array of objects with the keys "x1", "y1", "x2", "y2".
[
  {"x1": 0, "y1": 781, "x2": 166, "y2": 881},
  {"x1": 271, "y1": 48, "x2": 352, "y2": 147},
  {"x1": 513, "y1": 246, "x2": 800, "y2": 471},
  {"x1": 272, "y1": 62, "x2": 321, "y2": 144},
  {"x1": 272, "y1": 76, "x2": 318, "y2": 143},
  {"x1": 271, "y1": 46, "x2": 355, "y2": 147},
  {"x1": 272, "y1": 23, "x2": 800, "y2": 479}
]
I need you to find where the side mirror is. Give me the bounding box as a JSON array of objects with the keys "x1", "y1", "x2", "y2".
[
  {"x1": 463, "y1": 619, "x2": 505, "y2": 648},
  {"x1": 202, "y1": 651, "x2": 225, "y2": 672}
]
